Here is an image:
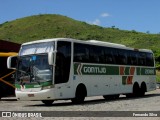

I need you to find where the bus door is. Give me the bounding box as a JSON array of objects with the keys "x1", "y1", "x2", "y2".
[{"x1": 54, "y1": 41, "x2": 72, "y2": 98}]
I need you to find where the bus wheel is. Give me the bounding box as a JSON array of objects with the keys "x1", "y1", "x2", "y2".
[
  {"x1": 71, "y1": 84, "x2": 87, "y2": 104},
  {"x1": 126, "y1": 93, "x2": 133, "y2": 98},
  {"x1": 126, "y1": 83, "x2": 140, "y2": 98},
  {"x1": 140, "y1": 82, "x2": 146, "y2": 97},
  {"x1": 103, "y1": 95, "x2": 113, "y2": 100},
  {"x1": 133, "y1": 82, "x2": 140, "y2": 97},
  {"x1": 42, "y1": 100, "x2": 54, "y2": 106},
  {"x1": 114, "y1": 94, "x2": 120, "y2": 99}
]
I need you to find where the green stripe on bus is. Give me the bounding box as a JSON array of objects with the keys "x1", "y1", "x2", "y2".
[
  {"x1": 140, "y1": 68, "x2": 156, "y2": 75},
  {"x1": 136, "y1": 67, "x2": 155, "y2": 75},
  {"x1": 136, "y1": 68, "x2": 141, "y2": 75},
  {"x1": 122, "y1": 76, "x2": 128, "y2": 85},
  {"x1": 124, "y1": 67, "x2": 130, "y2": 75},
  {"x1": 74, "y1": 63, "x2": 119, "y2": 75},
  {"x1": 74, "y1": 63, "x2": 155, "y2": 76}
]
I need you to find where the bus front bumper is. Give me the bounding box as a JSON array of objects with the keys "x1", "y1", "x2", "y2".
[{"x1": 16, "y1": 88, "x2": 56, "y2": 101}]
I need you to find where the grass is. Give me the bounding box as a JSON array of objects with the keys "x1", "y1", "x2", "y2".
[
  {"x1": 0, "y1": 14, "x2": 159, "y2": 49},
  {"x1": 156, "y1": 70, "x2": 160, "y2": 82},
  {"x1": 0, "y1": 14, "x2": 160, "y2": 66}
]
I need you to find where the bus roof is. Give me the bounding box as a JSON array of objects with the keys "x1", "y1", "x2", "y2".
[
  {"x1": 0, "y1": 52, "x2": 18, "y2": 57},
  {"x1": 87, "y1": 40, "x2": 126, "y2": 47},
  {"x1": 22, "y1": 38, "x2": 67, "y2": 45},
  {"x1": 21, "y1": 38, "x2": 153, "y2": 53}
]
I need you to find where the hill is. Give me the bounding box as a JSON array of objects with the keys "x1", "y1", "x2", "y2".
[{"x1": 0, "y1": 14, "x2": 160, "y2": 65}]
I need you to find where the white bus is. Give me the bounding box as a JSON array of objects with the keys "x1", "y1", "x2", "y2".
[{"x1": 7, "y1": 38, "x2": 156, "y2": 105}]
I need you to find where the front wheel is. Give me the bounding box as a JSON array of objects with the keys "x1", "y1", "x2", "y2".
[
  {"x1": 71, "y1": 85, "x2": 86, "y2": 104},
  {"x1": 42, "y1": 100, "x2": 54, "y2": 106}
]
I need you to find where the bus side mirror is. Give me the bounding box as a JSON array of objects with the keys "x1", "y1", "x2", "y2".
[
  {"x1": 48, "y1": 52, "x2": 56, "y2": 65},
  {"x1": 7, "y1": 56, "x2": 18, "y2": 69}
]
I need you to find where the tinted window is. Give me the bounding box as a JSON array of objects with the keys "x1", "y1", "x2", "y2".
[
  {"x1": 128, "y1": 51, "x2": 138, "y2": 65},
  {"x1": 74, "y1": 43, "x2": 89, "y2": 63},
  {"x1": 118, "y1": 49, "x2": 127, "y2": 65},
  {"x1": 89, "y1": 45, "x2": 103, "y2": 63},
  {"x1": 146, "y1": 53, "x2": 154, "y2": 66},
  {"x1": 74, "y1": 43, "x2": 154, "y2": 67},
  {"x1": 138, "y1": 52, "x2": 146, "y2": 66},
  {"x1": 55, "y1": 41, "x2": 71, "y2": 84},
  {"x1": 104, "y1": 47, "x2": 115, "y2": 64}
]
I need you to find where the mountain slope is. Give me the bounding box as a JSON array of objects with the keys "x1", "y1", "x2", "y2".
[{"x1": 0, "y1": 14, "x2": 160, "y2": 51}]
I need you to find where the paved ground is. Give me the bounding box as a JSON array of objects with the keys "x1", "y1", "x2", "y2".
[{"x1": 0, "y1": 89, "x2": 160, "y2": 120}]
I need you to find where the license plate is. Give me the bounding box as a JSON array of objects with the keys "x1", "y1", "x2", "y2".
[{"x1": 28, "y1": 94, "x2": 34, "y2": 97}]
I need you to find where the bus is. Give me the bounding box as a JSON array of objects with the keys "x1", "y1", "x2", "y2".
[
  {"x1": 0, "y1": 52, "x2": 17, "y2": 99},
  {"x1": 7, "y1": 38, "x2": 156, "y2": 105}
]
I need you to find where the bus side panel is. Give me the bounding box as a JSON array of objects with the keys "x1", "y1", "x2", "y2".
[
  {"x1": 133, "y1": 75, "x2": 156, "y2": 91},
  {"x1": 72, "y1": 75, "x2": 133, "y2": 97}
]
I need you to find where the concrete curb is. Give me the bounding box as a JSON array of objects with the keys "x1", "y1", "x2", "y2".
[{"x1": 0, "y1": 97, "x2": 17, "y2": 101}]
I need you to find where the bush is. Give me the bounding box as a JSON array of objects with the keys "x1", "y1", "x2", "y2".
[{"x1": 156, "y1": 65, "x2": 160, "y2": 70}]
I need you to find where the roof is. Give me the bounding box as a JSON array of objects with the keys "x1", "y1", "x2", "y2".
[
  {"x1": 0, "y1": 52, "x2": 18, "y2": 57},
  {"x1": 21, "y1": 38, "x2": 153, "y2": 53},
  {"x1": 0, "y1": 40, "x2": 20, "y2": 52}
]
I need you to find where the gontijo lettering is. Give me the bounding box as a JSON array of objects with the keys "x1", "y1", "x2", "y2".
[{"x1": 83, "y1": 66, "x2": 106, "y2": 74}]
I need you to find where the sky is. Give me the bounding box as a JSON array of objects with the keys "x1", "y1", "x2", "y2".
[{"x1": 0, "y1": 0, "x2": 160, "y2": 34}]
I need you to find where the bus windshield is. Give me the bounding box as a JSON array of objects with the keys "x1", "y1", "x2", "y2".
[
  {"x1": 16, "y1": 54, "x2": 53, "y2": 84},
  {"x1": 19, "y1": 42, "x2": 55, "y2": 56}
]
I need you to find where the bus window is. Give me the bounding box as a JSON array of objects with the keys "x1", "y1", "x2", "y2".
[
  {"x1": 74, "y1": 43, "x2": 89, "y2": 63},
  {"x1": 138, "y1": 52, "x2": 146, "y2": 66},
  {"x1": 128, "y1": 51, "x2": 138, "y2": 65},
  {"x1": 118, "y1": 50, "x2": 127, "y2": 65},
  {"x1": 97, "y1": 47, "x2": 105, "y2": 64},
  {"x1": 55, "y1": 41, "x2": 71, "y2": 84},
  {"x1": 89, "y1": 45, "x2": 100, "y2": 63},
  {"x1": 146, "y1": 53, "x2": 154, "y2": 66},
  {"x1": 111, "y1": 48, "x2": 118, "y2": 64},
  {"x1": 104, "y1": 47, "x2": 115, "y2": 64}
]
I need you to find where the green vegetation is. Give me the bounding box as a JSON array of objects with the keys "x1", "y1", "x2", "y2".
[
  {"x1": 0, "y1": 14, "x2": 160, "y2": 50},
  {"x1": 156, "y1": 71, "x2": 160, "y2": 82},
  {"x1": 0, "y1": 14, "x2": 160, "y2": 81}
]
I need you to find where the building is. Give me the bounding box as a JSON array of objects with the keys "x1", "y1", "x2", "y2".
[
  {"x1": 0, "y1": 40, "x2": 21, "y2": 98},
  {"x1": 0, "y1": 40, "x2": 20, "y2": 52}
]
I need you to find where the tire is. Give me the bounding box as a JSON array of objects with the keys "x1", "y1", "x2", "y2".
[
  {"x1": 42, "y1": 100, "x2": 54, "y2": 106},
  {"x1": 133, "y1": 83, "x2": 140, "y2": 97},
  {"x1": 114, "y1": 94, "x2": 120, "y2": 99},
  {"x1": 103, "y1": 94, "x2": 120, "y2": 100},
  {"x1": 126, "y1": 83, "x2": 140, "y2": 98},
  {"x1": 126, "y1": 93, "x2": 133, "y2": 98},
  {"x1": 140, "y1": 83, "x2": 146, "y2": 97},
  {"x1": 71, "y1": 85, "x2": 86, "y2": 104}
]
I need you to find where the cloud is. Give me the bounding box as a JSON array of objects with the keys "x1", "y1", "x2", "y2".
[
  {"x1": 101, "y1": 13, "x2": 110, "y2": 17},
  {"x1": 86, "y1": 12, "x2": 110, "y2": 26},
  {"x1": 88, "y1": 19, "x2": 101, "y2": 25}
]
